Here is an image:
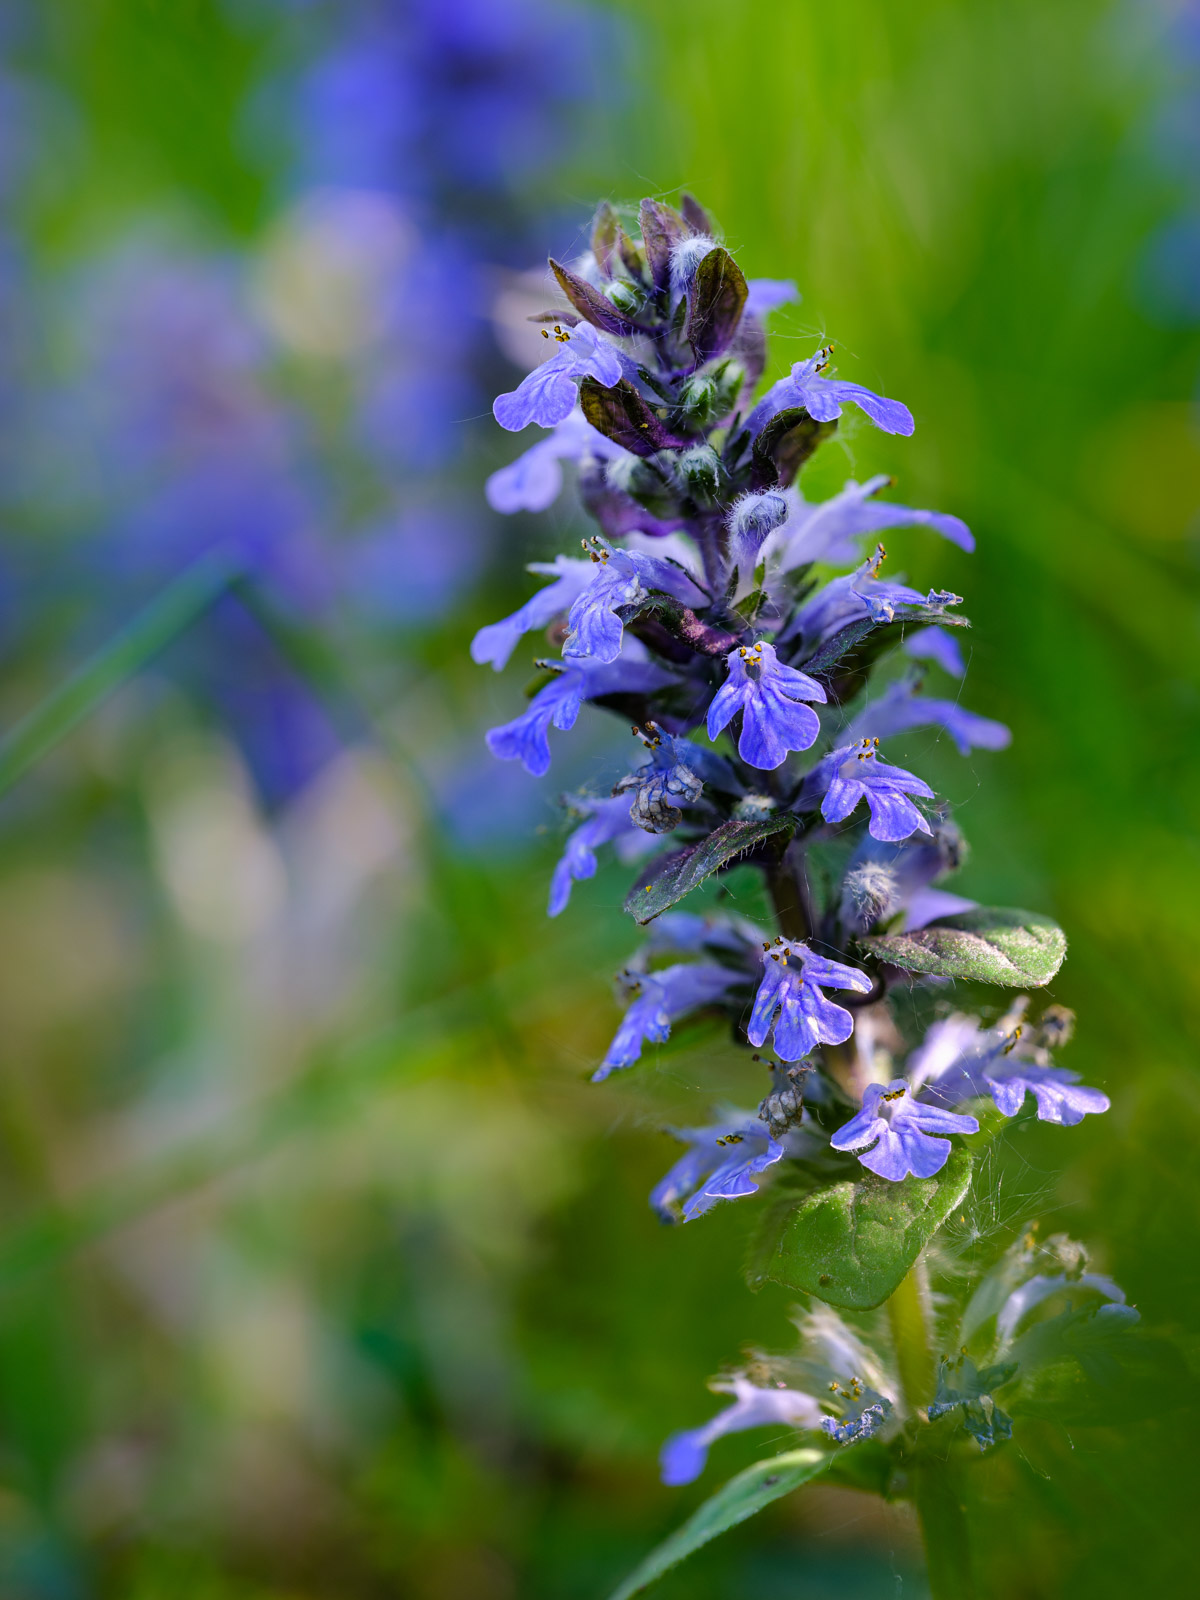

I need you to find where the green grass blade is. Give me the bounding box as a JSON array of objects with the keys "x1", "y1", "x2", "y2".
[
  {"x1": 608, "y1": 1447, "x2": 831, "y2": 1600},
  {"x1": 0, "y1": 546, "x2": 239, "y2": 800}
]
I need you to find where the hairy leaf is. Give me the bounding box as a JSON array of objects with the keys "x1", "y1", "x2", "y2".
[
  {"x1": 580, "y1": 377, "x2": 691, "y2": 457},
  {"x1": 679, "y1": 192, "x2": 715, "y2": 237},
  {"x1": 607, "y1": 1448, "x2": 830, "y2": 1600},
  {"x1": 626, "y1": 814, "x2": 795, "y2": 922},
  {"x1": 684, "y1": 246, "x2": 749, "y2": 365},
  {"x1": 862, "y1": 907, "x2": 1067, "y2": 987},
  {"x1": 549, "y1": 257, "x2": 642, "y2": 337},
  {"x1": 591, "y1": 202, "x2": 620, "y2": 278},
  {"x1": 755, "y1": 1148, "x2": 974, "y2": 1309},
  {"x1": 795, "y1": 609, "x2": 971, "y2": 706},
  {"x1": 639, "y1": 197, "x2": 687, "y2": 288},
  {"x1": 750, "y1": 406, "x2": 837, "y2": 489}
]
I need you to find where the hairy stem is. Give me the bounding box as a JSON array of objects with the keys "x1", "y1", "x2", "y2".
[
  {"x1": 766, "y1": 840, "x2": 810, "y2": 942},
  {"x1": 888, "y1": 1263, "x2": 976, "y2": 1600}
]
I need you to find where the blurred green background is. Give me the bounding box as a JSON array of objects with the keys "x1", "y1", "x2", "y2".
[{"x1": 0, "y1": 1, "x2": 1197, "y2": 1596}]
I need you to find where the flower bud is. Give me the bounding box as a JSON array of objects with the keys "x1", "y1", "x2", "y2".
[
  {"x1": 677, "y1": 443, "x2": 725, "y2": 502},
  {"x1": 841, "y1": 862, "x2": 899, "y2": 929},
  {"x1": 606, "y1": 278, "x2": 644, "y2": 316},
  {"x1": 727, "y1": 491, "x2": 788, "y2": 571},
  {"x1": 729, "y1": 491, "x2": 788, "y2": 543},
  {"x1": 677, "y1": 373, "x2": 719, "y2": 425},
  {"x1": 1036, "y1": 1004, "x2": 1075, "y2": 1050},
  {"x1": 669, "y1": 234, "x2": 716, "y2": 297}
]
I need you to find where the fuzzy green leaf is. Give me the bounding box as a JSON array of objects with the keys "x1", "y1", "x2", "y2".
[
  {"x1": 607, "y1": 1448, "x2": 830, "y2": 1600},
  {"x1": 755, "y1": 1148, "x2": 974, "y2": 1309},
  {"x1": 862, "y1": 906, "x2": 1067, "y2": 987},
  {"x1": 625, "y1": 814, "x2": 794, "y2": 923},
  {"x1": 684, "y1": 246, "x2": 749, "y2": 364},
  {"x1": 749, "y1": 406, "x2": 837, "y2": 490},
  {"x1": 580, "y1": 377, "x2": 689, "y2": 457}
]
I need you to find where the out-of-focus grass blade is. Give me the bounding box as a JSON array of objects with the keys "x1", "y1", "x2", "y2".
[{"x1": 0, "y1": 546, "x2": 239, "y2": 800}]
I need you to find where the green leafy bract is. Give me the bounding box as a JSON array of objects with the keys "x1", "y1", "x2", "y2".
[
  {"x1": 684, "y1": 245, "x2": 749, "y2": 364},
  {"x1": 580, "y1": 377, "x2": 689, "y2": 457},
  {"x1": 607, "y1": 1448, "x2": 830, "y2": 1600},
  {"x1": 862, "y1": 907, "x2": 1067, "y2": 987},
  {"x1": 753, "y1": 1148, "x2": 974, "y2": 1309},
  {"x1": 749, "y1": 406, "x2": 837, "y2": 489},
  {"x1": 625, "y1": 815, "x2": 795, "y2": 922}
]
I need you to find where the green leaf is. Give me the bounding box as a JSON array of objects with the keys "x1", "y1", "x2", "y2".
[
  {"x1": 756, "y1": 1148, "x2": 974, "y2": 1309},
  {"x1": 638, "y1": 197, "x2": 686, "y2": 289},
  {"x1": 684, "y1": 246, "x2": 749, "y2": 364},
  {"x1": 800, "y1": 607, "x2": 970, "y2": 687},
  {"x1": 862, "y1": 906, "x2": 1067, "y2": 987},
  {"x1": 549, "y1": 256, "x2": 643, "y2": 338},
  {"x1": 625, "y1": 814, "x2": 794, "y2": 923},
  {"x1": 607, "y1": 1448, "x2": 830, "y2": 1600},
  {"x1": 591, "y1": 201, "x2": 621, "y2": 277},
  {"x1": 580, "y1": 377, "x2": 689, "y2": 457},
  {"x1": 0, "y1": 547, "x2": 238, "y2": 802},
  {"x1": 750, "y1": 406, "x2": 837, "y2": 489}
]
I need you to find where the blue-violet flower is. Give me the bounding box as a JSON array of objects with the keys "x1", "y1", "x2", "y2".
[
  {"x1": 747, "y1": 939, "x2": 873, "y2": 1062},
  {"x1": 830, "y1": 1079, "x2": 978, "y2": 1180},
  {"x1": 650, "y1": 1116, "x2": 785, "y2": 1223},
  {"x1": 492, "y1": 320, "x2": 622, "y2": 430},
  {"x1": 706, "y1": 641, "x2": 826, "y2": 769}
]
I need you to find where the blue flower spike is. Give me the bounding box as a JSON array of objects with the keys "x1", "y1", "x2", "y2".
[{"x1": 470, "y1": 196, "x2": 1117, "y2": 1553}]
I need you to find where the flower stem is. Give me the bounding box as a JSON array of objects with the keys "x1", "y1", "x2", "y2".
[
  {"x1": 887, "y1": 1259, "x2": 934, "y2": 1418},
  {"x1": 887, "y1": 1262, "x2": 976, "y2": 1600},
  {"x1": 914, "y1": 1456, "x2": 976, "y2": 1600}
]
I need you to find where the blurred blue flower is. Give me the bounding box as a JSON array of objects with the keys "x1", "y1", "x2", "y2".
[
  {"x1": 594, "y1": 962, "x2": 740, "y2": 1081},
  {"x1": 844, "y1": 677, "x2": 1011, "y2": 756},
  {"x1": 547, "y1": 792, "x2": 646, "y2": 917},
  {"x1": 486, "y1": 408, "x2": 631, "y2": 514},
  {"x1": 660, "y1": 1376, "x2": 824, "y2": 1485},
  {"x1": 774, "y1": 474, "x2": 974, "y2": 571},
  {"x1": 903, "y1": 625, "x2": 966, "y2": 676},
  {"x1": 650, "y1": 1115, "x2": 784, "y2": 1223}
]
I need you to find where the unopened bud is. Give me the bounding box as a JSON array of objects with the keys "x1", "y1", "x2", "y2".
[
  {"x1": 606, "y1": 278, "x2": 643, "y2": 316},
  {"x1": 678, "y1": 443, "x2": 724, "y2": 500},
  {"x1": 728, "y1": 492, "x2": 789, "y2": 571},
  {"x1": 729, "y1": 492, "x2": 788, "y2": 544},
  {"x1": 841, "y1": 863, "x2": 899, "y2": 929},
  {"x1": 677, "y1": 374, "x2": 719, "y2": 426},
  {"x1": 669, "y1": 234, "x2": 716, "y2": 296},
  {"x1": 1037, "y1": 1004, "x2": 1075, "y2": 1050}
]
